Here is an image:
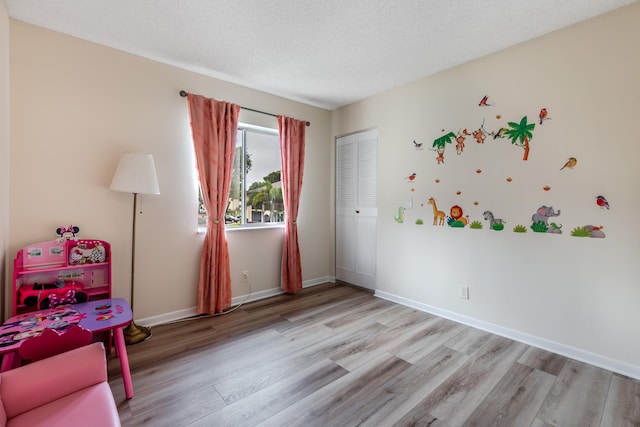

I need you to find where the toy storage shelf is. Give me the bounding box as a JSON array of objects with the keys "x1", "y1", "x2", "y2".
[{"x1": 12, "y1": 239, "x2": 112, "y2": 315}]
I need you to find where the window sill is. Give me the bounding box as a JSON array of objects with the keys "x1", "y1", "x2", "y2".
[{"x1": 197, "y1": 224, "x2": 285, "y2": 234}]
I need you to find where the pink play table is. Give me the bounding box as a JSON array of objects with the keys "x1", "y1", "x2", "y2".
[{"x1": 0, "y1": 298, "x2": 135, "y2": 399}]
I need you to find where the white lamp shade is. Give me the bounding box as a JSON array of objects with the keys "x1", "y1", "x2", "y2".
[{"x1": 110, "y1": 153, "x2": 160, "y2": 195}]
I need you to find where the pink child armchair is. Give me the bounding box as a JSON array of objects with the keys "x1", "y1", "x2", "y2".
[{"x1": 0, "y1": 342, "x2": 120, "y2": 427}]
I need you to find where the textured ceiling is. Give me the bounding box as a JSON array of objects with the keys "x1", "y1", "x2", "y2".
[{"x1": 5, "y1": 0, "x2": 638, "y2": 110}]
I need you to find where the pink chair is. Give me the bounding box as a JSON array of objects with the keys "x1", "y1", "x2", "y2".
[
  {"x1": 0, "y1": 342, "x2": 121, "y2": 426},
  {"x1": 18, "y1": 325, "x2": 93, "y2": 363}
]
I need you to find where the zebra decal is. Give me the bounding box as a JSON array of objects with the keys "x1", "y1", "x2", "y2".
[{"x1": 483, "y1": 211, "x2": 506, "y2": 230}]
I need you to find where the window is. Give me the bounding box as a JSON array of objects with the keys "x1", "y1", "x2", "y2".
[{"x1": 198, "y1": 124, "x2": 283, "y2": 229}]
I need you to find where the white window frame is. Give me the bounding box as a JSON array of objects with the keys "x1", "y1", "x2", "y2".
[{"x1": 197, "y1": 123, "x2": 284, "y2": 232}]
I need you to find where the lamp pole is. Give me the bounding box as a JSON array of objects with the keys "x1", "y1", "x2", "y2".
[
  {"x1": 110, "y1": 152, "x2": 159, "y2": 345},
  {"x1": 130, "y1": 192, "x2": 138, "y2": 312},
  {"x1": 123, "y1": 192, "x2": 152, "y2": 345}
]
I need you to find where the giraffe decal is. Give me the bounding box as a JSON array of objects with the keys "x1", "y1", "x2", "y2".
[{"x1": 428, "y1": 197, "x2": 445, "y2": 226}]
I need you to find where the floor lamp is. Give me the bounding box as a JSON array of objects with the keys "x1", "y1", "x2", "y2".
[{"x1": 110, "y1": 153, "x2": 160, "y2": 345}]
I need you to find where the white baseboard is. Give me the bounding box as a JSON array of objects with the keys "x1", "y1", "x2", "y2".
[
  {"x1": 303, "y1": 276, "x2": 336, "y2": 288},
  {"x1": 375, "y1": 290, "x2": 640, "y2": 381},
  {"x1": 136, "y1": 306, "x2": 199, "y2": 328},
  {"x1": 137, "y1": 276, "x2": 335, "y2": 328}
]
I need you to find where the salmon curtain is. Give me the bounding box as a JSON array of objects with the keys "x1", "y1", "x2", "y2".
[
  {"x1": 278, "y1": 116, "x2": 306, "y2": 294},
  {"x1": 187, "y1": 94, "x2": 240, "y2": 314}
]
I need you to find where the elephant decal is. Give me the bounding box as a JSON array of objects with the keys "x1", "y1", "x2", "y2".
[
  {"x1": 531, "y1": 205, "x2": 562, "y2": 233},
  {"x1": 532, "y1": 205, "x2": 560, "y2": 225}
]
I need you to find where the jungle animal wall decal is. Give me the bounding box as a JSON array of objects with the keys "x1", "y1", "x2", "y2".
[
  {"x1": 531, "y1": 206, "x2": 562, "y2": 234},
  {"x1": 503, "y1": 116, "x2": 536, "y2": 161},
  {"x1": 478, "y1": 95, "x2": 493, "y2": 107},
  {"x1": 405, "y1": 173, "x2": 417, "y2": 182},
  {"x1": 430, "y1": 133, "x2": 456, "y2": 164},
  {"x1": 539, "y1": 108, "x2": 551, "y2": 124},
  {"x1": 427, "y1": 197, "x2": 445, "y2": 226},
  {"x1": 595, "y1": 195, "x2": 610, "y2": 209},
  {"x1": 431, "y1": 115, "x2": 536, "y2": 163},
  {"x1": 394, "y1": 93, "x2": 608, "y2": 238},
  {"x1": 447, "y1": 205, "x2": 468, "y2": 227},
  {"x1": 471, "y1": 128, "x2": 487, "y2": 144},
  {"x1": 455, "y1": 131, "x2": 467, "y2": 155},
  {"x1": 483, "y1": 211, "x2": 507, "y2": 231},
  {"x1": 394, "y1": 207, "x2": 406, "y2": 224},
  {"x1": 571, "y1": 225, "x2": 605, "y2": 238},
  {"x1": 560, "y1": 157, "x2": 577, "y2": 170}
]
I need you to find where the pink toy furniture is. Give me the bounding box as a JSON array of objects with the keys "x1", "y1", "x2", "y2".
[
  {"x1": 0, "y1": 342, "x2": 121, "y2": 427},
  {"x1": 18, "y1": 325, "x2": 93, "y2": 363},
  {"x1": 12, "y1": 240, "x2": 112, "y2": 316},
  {"x1": 73, "y1": 298, "x2": 134, "y2": 399},
  {"x1": 0, "y1": 299, "x2": 135, "y2": 400}
]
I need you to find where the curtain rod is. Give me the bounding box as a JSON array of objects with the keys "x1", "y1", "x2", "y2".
[{"x1": 179, "y1": 90, "x2": 310, "y2": 127}]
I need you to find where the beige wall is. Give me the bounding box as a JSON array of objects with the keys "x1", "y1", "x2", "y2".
[
  {"x1": 8, "y1": 21, "x2": 332, "y2": 321},
  {"x1": 0, "y1": 3, "x2": 9, "y2": 319},
  {"x1": 332, "y1": 3, "x2": 640, "y2": 377}
]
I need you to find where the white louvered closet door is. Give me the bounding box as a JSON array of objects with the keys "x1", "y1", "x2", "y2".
[{"x1": 336, "y1": 129, "x2": 377, "y2": 290}]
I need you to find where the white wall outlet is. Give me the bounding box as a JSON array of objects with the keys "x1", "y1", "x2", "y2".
[
  {"x1": 405, "y1": 197, "x2": 413, "y2": 209},
  {"x1": 460, "y1": 286, "x2": 470, "y2": 300},
  {"x1": 241, "y1": 271, "x2": 249, "y2": 282}
]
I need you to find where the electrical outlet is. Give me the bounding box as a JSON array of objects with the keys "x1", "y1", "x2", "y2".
[
  {"x1": 241, "y1": 271, "x2": 249, "y2": 282},
  {"x1": 460, "y1": 286, "x2": 470, "y2": 300},
  {"x1": 405, "y1": 197, "x2": 413, "y2": 209}
]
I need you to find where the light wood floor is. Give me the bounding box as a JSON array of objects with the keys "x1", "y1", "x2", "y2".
[{"x1": 108, "y1": 283, "x2": 640, "y2": 427}]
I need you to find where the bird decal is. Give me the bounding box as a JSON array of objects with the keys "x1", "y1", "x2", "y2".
[
  {"x1": 405, "y1": 173, "x2": 417, "y2": 182},
  {"x1": 539, "y1": 108, "x2": 549, "y2": 124},
  {"x1": 478, "y1": 95, "x2": 493, "y2": 107},
  {"x1": 413, "y1": 140, "x2": 423, "y2": 150},
  {"x1": 560, "y1": 157, "x2": 577, "y2": 170},
  {"x1": 595, "y1": 195, "x2": 610, "y2": 209},
  {"x1": 493, "y1": 127, "x2": 507, "y2": 139}
]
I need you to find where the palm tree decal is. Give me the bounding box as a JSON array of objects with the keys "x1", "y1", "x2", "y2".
[
  {"x1": 504, "y1": 116, "x2": 535, "y2": 160},
  {"x1": 431, "y1": 132, "x2": 456, "y2": 164},
  {"x1": 432, "y1": 132, "x2": 456, "y2": 150}
]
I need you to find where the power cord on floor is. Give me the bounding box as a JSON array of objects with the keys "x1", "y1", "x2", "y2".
[{"x1": 154, "y1": 278, "x2": 253, "y2": 326}]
